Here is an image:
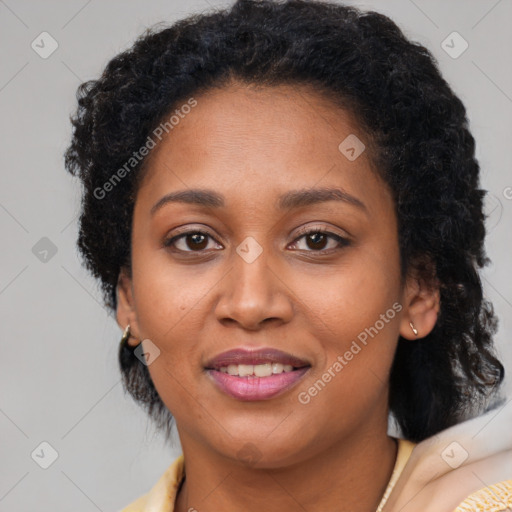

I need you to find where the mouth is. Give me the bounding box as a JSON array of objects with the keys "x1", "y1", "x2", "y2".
[{"x1": 204, "y1": 348, "x2": 311, "y2": 401}]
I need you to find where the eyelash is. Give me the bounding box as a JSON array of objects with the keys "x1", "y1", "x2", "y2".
[{"x1": 163, "y1": 226, "x2": 350, "y2": 255}]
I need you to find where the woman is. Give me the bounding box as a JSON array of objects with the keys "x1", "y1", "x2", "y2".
[{"x1": 64, "y1": 0, "x2": 511, "y2": 510}]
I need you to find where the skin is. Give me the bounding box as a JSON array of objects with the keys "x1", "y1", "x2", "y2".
[{"x1": 117, "y1": 82, "x2": 440, "y2": 512}]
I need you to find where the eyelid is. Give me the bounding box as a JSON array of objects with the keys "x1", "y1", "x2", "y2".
[
  {"x1": 167, "y1": 224, "x2": 217, "y2": 238},
  {"x1": 293, "y1": 223, "x2": 348, "y2": 239}
]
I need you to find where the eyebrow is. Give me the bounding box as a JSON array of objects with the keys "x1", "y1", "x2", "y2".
[{"x1": 150, "y1": 187, "x2": 367, "y2": 216}]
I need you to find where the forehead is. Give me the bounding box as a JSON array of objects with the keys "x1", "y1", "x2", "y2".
[
  {"x1": 147, "y1": 82, "x2": 362, "y2": 165},
  {"x1": 137, "y1": 83, "x2": 390, "y2": 215}
]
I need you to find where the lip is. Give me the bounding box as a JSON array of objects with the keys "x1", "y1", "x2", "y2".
[
  {"x1": 204, "y1": 348, "x2": 311, "y2": 401},
  {"x1": 205, "y1": 348, "x2": 310, "y2": 369},
  {"x1": 207, "y1": 367, "x2": 310, "y2": 401}
]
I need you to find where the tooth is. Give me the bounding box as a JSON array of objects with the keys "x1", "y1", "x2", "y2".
[
  {"x1": 254, "y1": 363, "x2": 273, "y2": 377},
  {"x1": 238, "y1": 364, "x2": 254, "y2": 377},
  {"x1": 272, "y1": 363, "x2": 284, "y2": 374},
  {"x1": 220, "y1": 362, "x2": 296, "y2": 376},
  {"x1": 227, "y1": 364, "x2": 239, "y2": 376}
]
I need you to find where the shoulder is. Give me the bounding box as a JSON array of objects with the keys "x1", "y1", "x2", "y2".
[{"x1": 452, "y1": 479, "x2": 512, "y2": 511}]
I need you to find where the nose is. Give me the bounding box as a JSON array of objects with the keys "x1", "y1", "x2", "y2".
[{"x1": 214, "y1": 247, "x2": 294, "y2": 331}]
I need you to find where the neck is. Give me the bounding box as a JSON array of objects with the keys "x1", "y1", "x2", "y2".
[{"x1": 174, "y1": 429, "x2": 398, "y2": 512}]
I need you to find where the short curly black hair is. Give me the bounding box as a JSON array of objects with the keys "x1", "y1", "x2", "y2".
[{"x1": 65, "y1": 0, "x2": 505, "y2": 443}]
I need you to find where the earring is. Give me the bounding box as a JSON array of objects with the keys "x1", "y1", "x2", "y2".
[
  {"x1": 409, "y1": 321, "x2": 418, "y2": 336},
  {"x1": 120, "y1": 324, "x2": 135, "y2": 349}
]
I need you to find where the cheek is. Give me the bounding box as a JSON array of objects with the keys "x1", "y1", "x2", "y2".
[
  {"x1": 295, "y1": 245, "x2": 402, "y2": 338},
  {"x1": 130, "y1": 255, "x2": 212, "y2": 415},
  {"x1": 131, "y1": 241, "x2": 215, "y2": 336},
  {"x1": 291, "y1": 247, "x2": 402, "y2": 390},
  {"x1": 291, "y1": 275, "x2": 401, "y2": 435}
]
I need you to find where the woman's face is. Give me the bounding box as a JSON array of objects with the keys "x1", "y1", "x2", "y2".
[{"x1": 120, "y1": 83, "x2": 416, "y2": 467}]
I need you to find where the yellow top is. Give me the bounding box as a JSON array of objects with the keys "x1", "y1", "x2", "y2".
[
  {"x1": 452, "y1": 481, "x2": 512, "y2": 512},
  {"x1": 120, "y1": 438, "x2": 416, "y2": 512}
]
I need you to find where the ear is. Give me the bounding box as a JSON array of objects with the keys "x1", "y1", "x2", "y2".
[
  {"x1": 399, "y1": 265, "x2": 440, "y2": 340},
  {"x1": 116, "y1": 266, "x2": 140, "y2": 347}
]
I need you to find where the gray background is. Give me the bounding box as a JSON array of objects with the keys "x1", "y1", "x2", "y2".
[{"x1": 0, "y1": 0, "x2": 511, "y2": 511}]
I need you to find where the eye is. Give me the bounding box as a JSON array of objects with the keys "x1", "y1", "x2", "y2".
[
  {"x1": 163, "y1": 230, "x2": 222, "y2": 252},
  {"x1": 289, "y1": 226, "x2": 351, "y2": 253},
  {"x1": 163, "y1": 226, "x2": 351, "y2": 255}
]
